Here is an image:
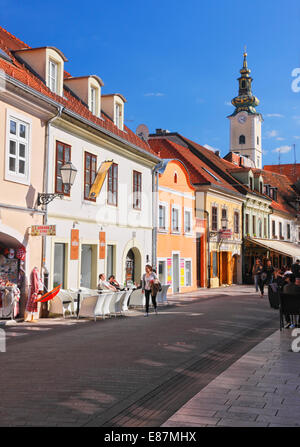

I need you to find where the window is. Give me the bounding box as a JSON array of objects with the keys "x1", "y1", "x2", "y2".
[
  {"x1": 55, "y1": 141, "x2": 71, "y2": 195},
  {"x1": 90, "y1": 87, "x2": 96, "y2": 115},
  {"x1": 133, "y1": 171, "x2": 142, "y2": 209},
  {"x1": 158, "y1": 260, "x2": 166, "y2": 284},
  {"x1": 107, "y1": 163, "x2": 118, "y2": 206},
  {"x1": 48, "y1": 59, "x2": 58, "y2": 93},
  {"x1": 257, "y1": 136, "x2": 259, "y2": 145},
  {"x1": 212, "y1": 252, "x2": 218, "y2": 277},
  {"x1": 259, "y1": 181, "x2": 263, "y2": 194},
  {"x1": 6, "y1": 115, "x2": 30, "y2": 183},
  {"x1": 239, "y1": 135, "x2": 246, "y2": 144},
  {"x1": 234, "y1": 212, "x2": 239, "y2": 234},
  {"x1": 159, "y1": 204, "x2": 166, "y2": 230},
  {"x1": 272, "y1": 220, "x2": 276, "y2": 237},
  {"x1": 258, "y1": 219, "x2": 262, "y2": 238},
  {"x1": 106, "y1": 245, "x2": 115, "y2": 279},
  {"x1": 212, "y1": 206, "x2": 218, "y2": 231},
  {"x1": 184, "y1": 210, "x2": 192, "y2": 233},
  {"x1": 264, "y1": 218, "x2": 267, "y2": 238},
  {"x1": 252, "y1": 215, "x2": 256, "y2": 236},
  {"x1": 287, "y1": 224, "x2": 291, "y2": 240},
  {"x1": 249, "y1": 177, "x2": 253, "y2": 190},
  {"x1": 279, "y1": 222, "x2": 283, "y2": 238},
  {"x1": 84, "y1": 152, "x2": 97, "y2": 201},
  {"x1": 115, "y1": 103, "x2": 121, "y2": 128},
  {"x1": 185, "y1": 260, "x2": 192, "y2": 286},
  {"x1": 174, "y1": 172, "x2": 178, "y2": 183},
  {"x1": 171, "y1": 207, "x2": 179, "y2": 232},
  {"x1": 246, "y1": 214, "x2": 249, "y2": 234},
  {"x1": 241, "y1": 80, "x2": 246, "y2": 89},
  {"x1": 221, "y1": 208, "x2": 227, "y2": 229},
  {"x1": 54, "y1": 243, "x2": 66, "y2": 288}
]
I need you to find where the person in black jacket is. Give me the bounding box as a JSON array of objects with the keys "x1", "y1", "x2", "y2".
[
  {"x1": 291, "y1": 260, "x2": 300, "y2": 278},
  {"x1": 259, "y1": 259, "x2": 274, "y2": 297}
]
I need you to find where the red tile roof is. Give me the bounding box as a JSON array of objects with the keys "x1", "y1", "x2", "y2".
[
  {"x1": 264, "y1": 164, "x2": 300, "y2": 184},
  {"x1": 149, "y1": 138, "x2": 239, "y2": 194},
  {"x1": 0, "y1": 26, "x2": 157, "y2": 158}
]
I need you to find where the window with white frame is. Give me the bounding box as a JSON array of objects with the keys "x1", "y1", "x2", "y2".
[
  {"x1": 48, "y1": 59, "x2": 58, "y2": 93},
  {"x1": 6, "y1": 114, "x2": 30, "y2": 183},
  {"x1": 115, "y1": 103, "x2": 121, "y2": 129},
  {"x1": 158, "y1": 204, "x2": 167, "y2": 230},
  {"x1": 185, "y1": 260, "x2": 192, "y2": 286},
  {"x1": 90, "y1": 86, "x2": 96, "y2": 115},
  {"x1": 184, "y1": 209, "x2": 192, "y2": 233},
  {"x1": 171, "y1": 206, "x2": 180, "y2": 233}
]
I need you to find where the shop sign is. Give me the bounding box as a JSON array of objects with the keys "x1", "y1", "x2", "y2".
[
  {"x1": 220, "y1": 229, "x2": 232, "y2": 239},
  {"x1": 99, "y1": 232, "x2": 106, "y2": 259},
  {"x1": 70, "y1": 229, "x2": 79, "y2": 260},
  {"x1": 31, "y1": 225, "x2": 56, "y2": 236}
]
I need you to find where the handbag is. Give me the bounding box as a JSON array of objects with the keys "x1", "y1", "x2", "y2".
[{"x1": 261, "y1": 272, "x2": 267, "y2": 281}]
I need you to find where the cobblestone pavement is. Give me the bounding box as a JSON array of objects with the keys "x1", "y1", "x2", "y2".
[
  {"x1": 0, "y1": 285, "x2": 281, "y2": 427},
  {"x1": 162, "y1": 329, "x2": 300, "y2": 427}
]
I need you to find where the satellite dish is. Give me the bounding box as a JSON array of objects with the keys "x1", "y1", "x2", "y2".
[{"x1": 136, "y1": 124, "x2": 149, "y2": 142}]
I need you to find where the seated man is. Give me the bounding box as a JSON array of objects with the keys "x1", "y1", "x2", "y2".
[{"x1": 98, "y1": 274, "x2": 117, "y2": 292}]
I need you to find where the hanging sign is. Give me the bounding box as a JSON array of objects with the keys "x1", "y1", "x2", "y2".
[
  {"x1": 31, "y1": 225, "x2": 56, "y2": 236},
  {"x1": 99, "y1": 232, "x2": 106, "y2": 259},
  {"x1": 220, "y1": 229, "x2": 232, "y2": 239},
  {"x1": 70, "y1": 229, "x2": 79, "y2": 260},
  {"x1": 89, "y1": 161, "x2": 113, "y2": 200}
]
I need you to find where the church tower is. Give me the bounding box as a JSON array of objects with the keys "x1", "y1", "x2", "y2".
[{"x1": 228, "y1": 52, "x2": 263, "y2": 169}]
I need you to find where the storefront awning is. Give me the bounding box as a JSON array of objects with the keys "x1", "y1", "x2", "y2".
[{"x1": 247, "y1": 237, "x2": 300, "y2": 260}]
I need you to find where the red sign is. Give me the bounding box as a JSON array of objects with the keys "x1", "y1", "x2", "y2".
[
  {"x1": 99, "y1": 232, "x2": 106, "y2": 259},
  {"x1": 31, "y1": 225, "x2": 56, "y2": 236},
  {"x1": 70, "y1": 229, "x2": 79, "y2": 260},
  {"x1": 220, "y1": 229, "x2": 232, "y2": 239}
]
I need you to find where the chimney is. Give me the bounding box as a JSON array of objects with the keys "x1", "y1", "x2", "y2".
[{"x1": 215, "y1": 150, "x2": 220, "y2": 157}]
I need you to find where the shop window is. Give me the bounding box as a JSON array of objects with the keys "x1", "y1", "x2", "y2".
[
  {"x1": 84, "y1": 152, "x2": 97, "y2": 201},
  {"x1": 6, "y1": 114, "x2": 30, "y2": 184},
  {"x1": 80, "y1": 244, "x2": 97, "y2": 288},
  {"x1": 185, "y1": 260, "x2": 192, "y2": 286},
  {"x1": 55, "y1": 141, "x2": 71, "y2": 196},
  {"x1": 54, "y1": 243, "x2": 66, "y2": 288},
  {"x1": 107, "y1": 163, "x2": 118, "y2": 206},
  {"x1": 106, "y1": 245, "x2": 115, "y2": 279},
  {"x1": 158, "y1": 260, "x2": 167, "y2": 285},
  {"x1": 212, "y1": 252, "x2": 218, "y2": 277},
  {"x1": 133, "y1": 170, "x2": 142, "y2": 210}
]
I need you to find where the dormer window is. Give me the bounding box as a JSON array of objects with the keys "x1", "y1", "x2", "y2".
[
  {"x1": 115, "y1": 103, "x2": 121, "y2": 129},
  {"x1": 239, "y1": 135, "x2": 246, "y2": 144},
  {"x1": 90, "y1": 87, "x2": 96, "y2": 115},
  {"x1": 102, "y1": 94, "x2": 126, "y2": 131},
  {"x1": 48, "y1": 59, "x2": 58, "y2": 93},
  {"x1": 249, "y1": 177, "x2": 253, "y2": 190}
]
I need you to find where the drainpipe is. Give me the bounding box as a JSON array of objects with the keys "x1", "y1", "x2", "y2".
[
  {"x1": 204, "y1": 210, "x2": 211, "y2": 288},
  {"x1": 151, "y1": 167, "x2": 159, "y2": 270},
  {"x1": 40, "y1": 105, "x2": 64, "y2": 317}
]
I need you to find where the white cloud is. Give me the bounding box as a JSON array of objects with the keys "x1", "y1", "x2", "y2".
[
  {"x1": 272, "y1": 145, "x2": 292, "y2": 154},
  {"x1": 265, "y1": 113, "x2": 284, "y2": 118},
  {"x1": 203, "y1": 144, "x2": 220, "y2": 153},
  {"x1": 276, "y1": 137, "x2": 285, "y2": 141},
  {"x1": 294, "y1": 136, "x2": 300, "y2": 139},
  {"x1": 144, "y1": 92, "x2": 165, "y2": 97},
  {"x1": 265, "y1": 130, "x2": 279, "y2": 138}
]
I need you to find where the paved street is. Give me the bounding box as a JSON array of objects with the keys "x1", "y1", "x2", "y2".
[{"x1": 0, "y1": 286, "x2": 285, "y2": 427}]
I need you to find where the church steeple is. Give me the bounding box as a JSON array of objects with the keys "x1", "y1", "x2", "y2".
[{"x1": 230, "y1": 51, "x2": 260, "y2": 116}]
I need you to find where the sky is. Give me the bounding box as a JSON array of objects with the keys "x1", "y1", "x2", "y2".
[{"x1": 2, "y1": 0, "x2": 300, "y2": 165}]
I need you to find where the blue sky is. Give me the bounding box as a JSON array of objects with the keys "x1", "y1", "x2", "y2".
[{"x1": 2, "y1": 0, "x2": 300, "y2": 165}]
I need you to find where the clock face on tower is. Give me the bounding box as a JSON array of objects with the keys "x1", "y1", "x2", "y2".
[{"x1": 238, "y1": 113, "x2": 247, "y2": 124}]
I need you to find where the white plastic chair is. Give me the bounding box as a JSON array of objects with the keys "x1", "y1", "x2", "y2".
[
  {"x1": 157, "y1": 285, "x2": 170, "y2": 304},
  {"x1": 56, "y1": 289, "x2": 76, "y2": 317},
  {"x1": 101, "y1": 292, "x2": 115, "y2": 318},
  {"x1": 121, "y1": 290, "x2": 132, "y2": 312},
  {"x1": 129, "y1": 289, "x2": 145, "y2": 307},
  {"x1": 77, "y1": 295, "x2": 98, "y2": 319},
  {"x1": 93, "y1": 293, "x2": 107, "y2": 321},
  {"x1": 109, "y1": 291, "x2": 124, "y2": 316}
]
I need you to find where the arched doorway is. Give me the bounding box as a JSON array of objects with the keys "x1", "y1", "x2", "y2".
[{"x1": 124, "y1": 246, "x2": 142, "y2": 286}]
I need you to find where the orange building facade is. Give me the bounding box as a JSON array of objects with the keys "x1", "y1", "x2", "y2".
[{"x1": 156, "y1": 159, "x2": 198, "y2": 294}]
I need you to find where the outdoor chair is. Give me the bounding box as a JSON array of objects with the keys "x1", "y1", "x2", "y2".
[
  {"x1": 77, "y1": 295, "x2": 98, "y2": 319},
  {"x1": 157, "y1": 285, "x2": 170, "y2": 304},
  {"x1": 128, "y1": 288, "x2": 145, "y2": 307},
  {"x1": 121, "y1": 290, "x2": 132, "y2": 312},
  {"x1": 109, "y1": 291, "x2": 124, "y2": 316},
  {"x1": 93, "y1": 293, "x2": 107, "y2": 321},
  {"x1": 53, "y1": 289, "x2": 77, "y2": 318},
  {"x1": 102, "y1": 292, "x2": 115, "y2": 318},
  {"x1": 279, "y1": 293, "x2": 300, "y2": 331}
]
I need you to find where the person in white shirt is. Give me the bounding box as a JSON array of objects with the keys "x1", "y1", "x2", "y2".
[{"x1": 98, "y1": 274, "x2": 117, "y2": 291}]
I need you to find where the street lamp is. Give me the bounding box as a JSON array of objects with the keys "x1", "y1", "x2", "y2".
[{"x1": 37, "y1": 161, "x2": 77, "y2": 206}]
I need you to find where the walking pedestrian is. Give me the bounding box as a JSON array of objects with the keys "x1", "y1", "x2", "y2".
[
  {"x1": 258, "y1": 259, "x2": 274, "y2": 297},
  {"x1": 252, "y1": 258, "x2": 262, "y2": 292},
  {"x1": 142, "y1": 265, "x2": 158, "y2": 316}
]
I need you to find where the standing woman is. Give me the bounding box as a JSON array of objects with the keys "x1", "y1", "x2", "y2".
[
  {"x1": 142, "y1": 265, "x2": 158, "y2": 317},
  {"x1": 259, "y1": 259, "x2": 275, "y2": 297}
]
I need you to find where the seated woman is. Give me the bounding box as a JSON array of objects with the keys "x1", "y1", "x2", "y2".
[{"x1": 108, "y1": 275, "x2": 121, "y2": 290}]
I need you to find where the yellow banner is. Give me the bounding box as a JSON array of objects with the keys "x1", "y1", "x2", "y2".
[{"x1": 89, "y1": 160, "x2": 113, "y2": 200}]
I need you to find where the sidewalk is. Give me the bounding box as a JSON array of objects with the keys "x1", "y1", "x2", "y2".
[{"x1": 162, "y1": 329, "x2": 300, "y2": 427}]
